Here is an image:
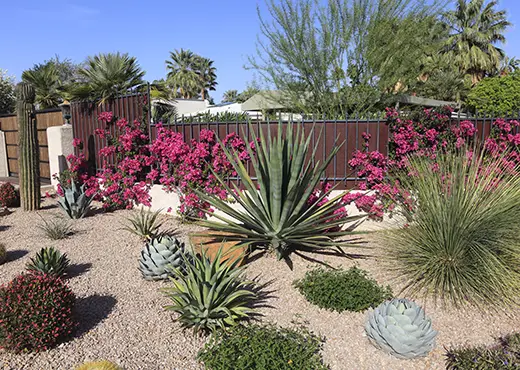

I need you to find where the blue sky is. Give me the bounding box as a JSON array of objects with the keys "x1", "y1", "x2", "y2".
[{"x1": 1, "y1": 0, "x2": 519, "y2": 103}]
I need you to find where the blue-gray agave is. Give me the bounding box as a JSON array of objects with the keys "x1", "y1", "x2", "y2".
[
  {"x1": 139, "y1": 235, "x2": 187, "y2": 280},
  {"x1": 57, "y1": 181, "x2": 93, "y2": 219},
  {"x1": 365, "y1": 298, "x2": 437, "y2": 359}
]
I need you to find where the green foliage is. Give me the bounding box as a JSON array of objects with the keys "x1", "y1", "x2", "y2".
[
  {"x1": 197, "y1": 120, "x2": 364, "y2": 262},
  {"x1": 198, "y1": 324, "x2": 329, "y2": 370},
  {"x1": 26, "y1": 247, "x2": 70, "y2": 277},
  {"x1": 445, "y1": 333, "x2": 520, "y2": 369},
  {"x1": 122, "y1": 208, "x2": 164, "y2": 241},
  {"x1": 68, "y1": 52, "x2": 145, "y2": 104},
  {"x1": 294, "y1": 267, "x2": 392, "y2": 312},
  {"x1": 38, "y1": 215, "x2": 73, "y2": 240},
  {"x1": 222, "y1": 89, "x2": 238, "y2": 103},
  {"x1": 0, "y1": 244, "x2": 6, "y2": 265},
  {"x1": 0, "y1": 182, "x2": 19, "y2": 208},
  {"x1": 22, "y1": 62, "x2": 62, "y2": 109},
  {"x1": 386, "y1": 150, "x2": 520, "y2": 307},
  {"x1": 162, "y1": 247, "x2": 256, "y2": 334},
  {"x1": 75, "y1": 360, "x2": 124, "y2": 370},
  {"x1": 249, "y1": 0, "x2": 445, "y2": 115},
  {"x1": 365, "y1": 298, "x2": 438, "y2": 359},
  {"x1": 139, "y1": 235, "x2": 188, "y2": 281},
  {"x1": 0, "y1": 69, "x2": 15, "y2": 114},
  {"x1": 58, "y1": 181, "x2": 93, "y2": 219},
  {"x1": 16, "y1": 82, "x2": 41, "y2": 211},
  {"x1": 466, "y1": 72, "x2": 520, "y2": 115}
]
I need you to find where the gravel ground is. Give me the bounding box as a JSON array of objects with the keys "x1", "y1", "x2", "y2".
[{"x1": 1, "y1": 199, "x2": 519, "y2": 370}]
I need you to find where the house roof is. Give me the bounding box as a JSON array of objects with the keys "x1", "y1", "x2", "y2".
[{"x1": 241, "y1": 91, "x2": 286, "y2": 111}]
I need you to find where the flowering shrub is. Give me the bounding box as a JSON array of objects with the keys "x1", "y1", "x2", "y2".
[
  {"x1": 0, "y1": 273, "x2": 76, "y2": 352},
  {"x1": 0, "y1": 182, "x2": 18, "y2": 208},
  {"x1": 150, "y1": 125, "x2": 252, "y2": 220},
  {"x1": 348, "y1": 107, "x2": 520, "y2": 216}
]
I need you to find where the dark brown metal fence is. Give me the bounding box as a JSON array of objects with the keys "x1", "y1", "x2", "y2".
[{"x1": 69, "y1": 91, "x2": 516, "y2": 190}]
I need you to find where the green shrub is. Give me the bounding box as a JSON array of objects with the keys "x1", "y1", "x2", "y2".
[
  {"x1": 198, "y1": 324, "x2": 329, "y2": 370},
  {"x1": 38, "y1": 214, "x2": 73, "y2": 240},
  {"x1": 0, "y1": 182, "x2": 19, "y2": 208},
  {"x1": 122, "y1": 208, "x2": 163, "y2": 241},
  {"x1": 294, "y1": 267, "x2": 392, "y2": 312},
  {"x1": 466, "y1": 71, "x2": 520, "y2": 115},
  {"x1": 162, "y1": 247, "x2": 257, "y2": 334},
  {"x1": 386, "y1": 150, "x2": 520, "y2": 307},
  {"x1": 0, "y1": 243, "x2": 6, "y2": 264},
  {"x1": 445, "y1": 333, "x2": 520, "y2": 369}
]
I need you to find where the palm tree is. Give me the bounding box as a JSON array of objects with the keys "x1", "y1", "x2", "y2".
[
  {"x1": 499, "y1": 56, "x2": 520, "y2": 76},
  {"x1": 72, "y1": 52, "x2": 145, "y2": 103},
  {"x1": 194, "y1": 56, "x2": 217, "y2": 100},
  {"x1": 165, "y1": 49, "x2": 199, "y2": 99},
  {"x1": 222, "y1": 89, "x2": 238, "y2": 103},
  {"x1": 22, "y1": 62, "x2": 62, "y2": 109},
  {"x1": 442, "y1": 0, "x2": 511, "y2": 85}
]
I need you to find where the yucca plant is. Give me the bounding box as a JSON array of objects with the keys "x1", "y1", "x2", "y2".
[
  {"x1": 162, "y1": 247, "x2": 256, "y2": 334},
  {"x1": 26, "y1": 246, "x2": 70, "y2": 277},
  {"x1": 58, "y1": 181, "x2": 93, "y2": 219},
  {"x1": 196, "y1": 121, "x2": 365, "y2": 261},
  {"x1": 386, "y1": 149, "x2": 520, "y2": 307},
  {"x1": 122, "y1": 208, "x2": 164, "y2": 241},
  {"x1": 38, "y1": 214, "x2": 73, "y2": 240}
]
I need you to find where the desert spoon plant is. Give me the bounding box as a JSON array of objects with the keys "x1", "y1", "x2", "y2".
[
  {"x1": 16, "y1": 82, "x2": 40, "y2": 211},
  {"x1": 196, "y1": 120, "x2": 365, "y2": 262}
]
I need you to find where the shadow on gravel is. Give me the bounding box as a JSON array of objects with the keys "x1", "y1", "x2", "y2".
[
  {"x1": 0, "y1": 225, "x2": 11, "y2": 231},
  {"x1": 67, "y1": 263, "x2": 93, "y2": 278},
  {"x1": 6, "y1": 249, "x2": 28, "y2": 262},
  {"x1": 40, "y1": 203, "x2": 59, "y2": 210},
  {"x1": 74, "y1": 294, "x2": 117, "y2": 338}
]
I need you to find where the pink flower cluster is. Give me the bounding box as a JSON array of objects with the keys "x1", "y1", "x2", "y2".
[{"x1": 149, "y1": 125, "x2": 253, "y2": 219}]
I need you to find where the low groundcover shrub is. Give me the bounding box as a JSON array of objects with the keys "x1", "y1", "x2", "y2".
[
  {"x1": 0, "y1": 273, "x2": 76, "y2": 352},
  {"x1": 294, "y1": 266, "x2": 392, "y2": 312},
  {"x1": 198, "y1": 324, "x2": 329, "y2": 370}
]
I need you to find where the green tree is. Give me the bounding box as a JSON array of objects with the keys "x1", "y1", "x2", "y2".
[
  {"x1": 0, "y1": 69, "x2": 15, "y2": 114},
  {"x1": 195, "y1": 56, "x2": 217, "y2": 100},
  {"x1": 249, "y1": 0, "x2": 446, "y2": 115},
  {"x1": 442, "y1": 0, "x2": 511, "y2": 85},
  {"x1": 222, "y1": 89, "x2": 238, "y2": 103},
  {"x1": 166, "y1": 49, "x2": 199, "y2": 99},
  {"x1": 466, "y1": 71, "x2": 520, "y2": 115},
  {"x1": 236, "y1": 84, "x2": 260, "y2": 103},
  {"x1": 70, "y1": 52, "x2": 145, "y2": 103}
]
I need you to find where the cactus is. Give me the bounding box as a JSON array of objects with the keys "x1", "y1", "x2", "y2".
[
  {"x1": 75, "y1": 360, "x2": 123, "y2": 370},
  {"x1": 0, "y1": 243, "x2": 6, "y2": 264},
  {"x1": 58, "y1": 181, "x2": 93, "y2": 219},
  {"x1": 16, "y1": 82, "x2": 40, "y2": 211},
  {"x1": 365, "y1": 298, "x2": 438, "y2": 359},
  {"x1": 26, "y1": 246, "x2": 69, "y2": 277}
]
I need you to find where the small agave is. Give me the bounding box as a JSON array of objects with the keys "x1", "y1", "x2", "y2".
[
  {"x1": 58, "y1": 181, "x2": 93, "y2": 219},
  {"x1": 26, "y1": 246, "x2": 70, "y2": 277},
  {"x1": 365, "y1": 298, "x2": 438, "y2": 359}
]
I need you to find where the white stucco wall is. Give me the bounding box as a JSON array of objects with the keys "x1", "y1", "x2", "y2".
[{"x1": 174, "y1": 99, "x2": 210, "y2": 115}]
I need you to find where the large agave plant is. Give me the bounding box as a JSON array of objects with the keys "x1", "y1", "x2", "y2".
[
  {"x1": 139, "y1": 235, "x2": 187, "y2": 280},
  {"x1": 58, "y1": 181, "x2": 93, "y2": 219},
  {"x1": 196, "y1": 121, "x2": 364, "y2": 261},
  {"x1": 365, "y1": 298, "x2": 438, "y2": 359},
  {"x1": 26, "y1": 246, "x2": 70, "y2": 277},
  {"x1": 162, "y1": 247, "x2": 256, "y2": 334}
]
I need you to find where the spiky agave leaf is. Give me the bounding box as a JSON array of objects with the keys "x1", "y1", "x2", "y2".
[
  {"x1": 162, "y1": 246, "x2": 256, "y2": 334},
  {"x1": 139, "y1": 235, "x2": 188, "y2": 280},
  {"x1": 26, "y1": 246, "x2": 70, "y2": 277},
  {"x1": 57, "y1": 181, "x2": 93, "y2": 219},
  {"x1": 196, "y1": 120, "x2": 366, "y2": 261}
]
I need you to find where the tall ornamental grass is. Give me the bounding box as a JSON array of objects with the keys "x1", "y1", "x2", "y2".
[{"x1": 386, "y1": 149, "x2": 520, "y2": 307}]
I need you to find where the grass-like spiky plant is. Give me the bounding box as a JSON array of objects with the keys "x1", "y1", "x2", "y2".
[
  {"x1": 386, "y1": 149, "x2": 520, "y2": 307},
  {"x1": 26, "y1": 246, "x2": 70, "y2": 277},
  {"x1": 196, "y1": 121, "x2": 364, "y2": 261},
  {"x1": 121, "y1": 208, "x2": 164, "y2": 241}
]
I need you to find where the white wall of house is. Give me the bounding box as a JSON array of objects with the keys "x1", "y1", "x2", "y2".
[
  {"x1": 174, "y1": 99, "x2": 210, "y2": 116},
  {"x1": 195, "y1": 102, "x2": 243, "y2": 115}
]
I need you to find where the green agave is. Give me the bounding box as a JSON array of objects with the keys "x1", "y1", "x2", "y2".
[
  {"x1": 26, "y1": 246, "x2": 69, "y2": 277},
  {"x1": 139, "y1": 235, "x2": 187, "y2": 280},
  {"x1": 365, "y1": 298, "x2": 437, "y2": 359},
  {"x1": 196, "y1": 120, "x2": 365, "y2": 261},
  {"x1": 122, "y1": 207, "x2": 164, "y2": 241},
  {"x1": 58, "y1": 181, "x2": 93, "y2": 219},
  {"x1": 162, "y1": 247, "x2": 256, "y2": 334}
]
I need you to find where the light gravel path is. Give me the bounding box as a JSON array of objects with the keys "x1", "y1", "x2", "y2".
[{"x1": 0, "y1": 199, "x2": 519, "y2": 370}]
